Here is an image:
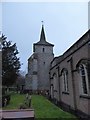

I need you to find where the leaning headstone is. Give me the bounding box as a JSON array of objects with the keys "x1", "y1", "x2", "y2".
[
  {"x1": 28, "y1": 95, "x2": 31, "y2": 107},
  {"x1": 26, "y1": 93, "x2": 29, "y2": 99},
  {"x1": 4, "y1": 98, "x2": 7, "y2": 107}
]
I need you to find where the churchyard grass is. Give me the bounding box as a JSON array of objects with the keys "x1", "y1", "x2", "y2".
[
  {"x1": 3, "y1": 93, "x2": 78, "y2": 119},
  {"x1": 32, "y1": 95, "x2": 78, "y2": 119},
  {"x1": 3, "y1": 93, "x2": 25, "y2": 110}
]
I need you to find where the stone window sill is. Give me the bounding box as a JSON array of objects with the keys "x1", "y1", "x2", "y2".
[
  {"x1": 80, "y1": 95, "x2": 90, "y2": 99},
  {"x1": 62, "y1": 91, "x2": 69, "y2": 95}
]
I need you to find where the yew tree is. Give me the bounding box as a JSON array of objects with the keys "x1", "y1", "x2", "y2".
[{"x1": 1, "y1": 34, "x2": 21, "y2": 87}]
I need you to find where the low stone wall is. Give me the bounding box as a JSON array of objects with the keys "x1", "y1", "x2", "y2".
[{"x1": 0, "y1": 109, "x2": 35, "y2": 120}]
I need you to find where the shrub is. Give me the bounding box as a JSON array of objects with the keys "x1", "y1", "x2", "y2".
[{"x1": 19, "y1": 103, "x2": 28, "y2": 109}]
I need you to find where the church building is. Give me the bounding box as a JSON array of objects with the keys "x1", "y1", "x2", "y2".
[
  {"x1": 25, "y1": 24, "x2": 90, "y2": 118},
  {"x1": 25, "y1": 24, "x2": 54, "y2": 92},
  {"x1": 49, "y1": 29, "x2": 90, "y2": 118}
]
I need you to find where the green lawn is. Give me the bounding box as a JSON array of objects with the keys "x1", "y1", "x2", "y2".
[
  {"x1": 31, "y1": 95, "x2": 77, "y2": 119},
  {"x1": 3, "y1": 93, "x2": 25, "y2": 110},
  {"x1": 3, "y1": 93, "x2": 78, "y2": 119}
]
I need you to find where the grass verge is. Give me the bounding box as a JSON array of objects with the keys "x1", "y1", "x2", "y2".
[
  {"x1": 31, "y1": 95, "x2": 78, "y2": 119},
  {"x1": 3, "y1": 94, "x2": 78, "y2": 119}
]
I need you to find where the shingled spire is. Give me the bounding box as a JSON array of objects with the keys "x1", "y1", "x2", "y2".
[
  {"x1": 34, "y1": 22, "x2": 54, "y2": 46},
  {"x1": 40, "y1": 24, "x2": 46, "y2": 42}
]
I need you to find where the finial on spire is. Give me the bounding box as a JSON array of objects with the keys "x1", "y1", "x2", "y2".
[
  {"x1": 40, "y1": 21, "x2": 46, "y2": 42},
  {"x1": 41, "y1": 21, "x2": 44, "y2": 26}
]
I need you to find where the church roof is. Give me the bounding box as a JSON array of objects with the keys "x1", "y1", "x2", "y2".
[{"x1": 34, "y1": 25, "x2": 54, "y2": 46}]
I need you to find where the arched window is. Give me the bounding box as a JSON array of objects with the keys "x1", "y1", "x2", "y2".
[
  {"x1": 79, "y1": 64, "x2": 88, "y2": 95},
  {"x1": 61, "y1": 69, "x2": 69, "y2": 92}
]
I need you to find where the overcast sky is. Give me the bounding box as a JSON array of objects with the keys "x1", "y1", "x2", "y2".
[{"x1": 1, "y1": 2, "x2": 89, "y2": 72}]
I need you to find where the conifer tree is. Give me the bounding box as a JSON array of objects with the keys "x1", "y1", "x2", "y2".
[{"x1": 0, "y1": 34, "x2": 21, "y2": 87}]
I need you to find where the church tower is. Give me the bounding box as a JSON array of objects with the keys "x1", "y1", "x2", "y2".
[{"x1": 25, "y1": 24, "x2": 54, "y2": 92}]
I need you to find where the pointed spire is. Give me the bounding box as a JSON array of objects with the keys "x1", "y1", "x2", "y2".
[
  {"x1": 34, "y1": 22, "x2": 54, "y2": 47},
  {"x1": 40, "y1": 21, "x2": 46, "y2": 42}
]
